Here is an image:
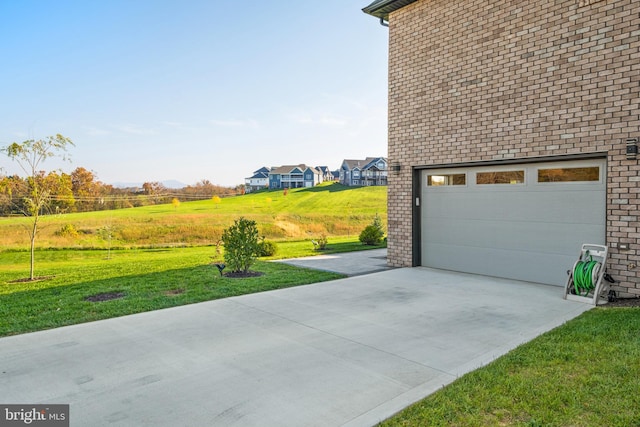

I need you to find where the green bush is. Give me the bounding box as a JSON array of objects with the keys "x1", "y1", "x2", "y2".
[
  {"x1": 256, "y1": 238, "x2": 278, "y2": 257},
  {"x1": 55, "y1": 224, "x2": 79, "y2": 238},
  {"x1": 359, "y1": 214, "x2": 385, "y2": 246},
  {"x1": 313, "y1": 234, "x2": 328, "y2": 251},
  {"x1": 222, "y1": 217, "x2": 259, "y2": 273}
]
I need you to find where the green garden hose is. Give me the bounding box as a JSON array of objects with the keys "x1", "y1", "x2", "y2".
[{"x1": 573, "y1": 254, "x2": 600, "y2": 296}]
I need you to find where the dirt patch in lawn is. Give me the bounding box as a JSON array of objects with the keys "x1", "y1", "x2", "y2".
[
  {"x1": 84, "y1": 291, "x2": 126, "y2": 302},
  {"x1": 163, "y1": 289, "x2": 185, "y2": 296},
  {"x1": 9, "y1": 276, "x2": 55, "y2": 283}
]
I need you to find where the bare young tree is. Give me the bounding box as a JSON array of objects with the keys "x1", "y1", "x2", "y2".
[{"x1": 1, "y1": 134, "x2": 74, "y2": 280}]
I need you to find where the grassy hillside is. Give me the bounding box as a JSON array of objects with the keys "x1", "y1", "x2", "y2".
[{"x1": 0, "y1": 183, "x2": 387, "y2": 250}]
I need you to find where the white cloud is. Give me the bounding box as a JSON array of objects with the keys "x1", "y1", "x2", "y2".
[
  {"x1": 210, "y1": 119, "x2": 259, "y2": 128},
  {"x1": 289, "y1": 114, "x2": 348, "y2": 128},
  {"x1": 12, "y1": 131, "x2": 29, "y2": 139},
  {"x1": 320, "y1": 93, "x2": 369, "y2": 111},
  {"x1": 161, "y1": 121, "x2": 184, "y2": 128},
  {"x1": 115, "y1": 124, "x2": 157, "y2": 136},
  {"x1": 84, "y1": 126, "x2": 111, "y2": 136}
]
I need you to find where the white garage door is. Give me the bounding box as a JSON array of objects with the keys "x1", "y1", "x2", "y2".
[{"x1": 421, "y1": 159, "x2": 606, "y2": 286}]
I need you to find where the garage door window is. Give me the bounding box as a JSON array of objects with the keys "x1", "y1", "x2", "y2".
[
  {"x1": 476, "y1": 170, "x2": 525, "y2": 185},
  {"x1": 427, "y1": 174, "x2": 466, "y2": 186},
  {"x1": 537, "y1": 167, "x2": 600, "y2": 183}
]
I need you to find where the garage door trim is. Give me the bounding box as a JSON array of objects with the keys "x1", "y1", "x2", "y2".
[
  {"x1": 413, "y1": 152, "x2": 608, "y2": 172},
  {"x1": 415, "y1": 156, "x2": 607, "y2": 285}
]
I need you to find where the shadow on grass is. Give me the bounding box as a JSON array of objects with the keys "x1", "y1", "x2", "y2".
[
  {"x1": 0, "y1": 262, "x2": 344, "y2": 337},
  {"x1": 318, "y1": 240, "x2": 387, "y2": 254},
  {"x1": 297, "y1": 183, "x2": 352, "y2": 193}
]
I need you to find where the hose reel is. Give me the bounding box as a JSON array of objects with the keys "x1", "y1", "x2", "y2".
[
  {"x1": 564, "y1": 244, "x2": 609, "y2": 306},
  {"x1": 571, "y1": 253, "x2": 601, "y2": 296}
]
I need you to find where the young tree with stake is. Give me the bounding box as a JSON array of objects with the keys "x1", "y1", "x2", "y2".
[{"x1": 1, "y1": 134, "x2": 74, "y2": 280}]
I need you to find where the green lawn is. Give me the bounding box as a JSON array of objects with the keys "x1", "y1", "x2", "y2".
[
  {"x1": 262, "y1": 236, "x2": 386, "y2": 260},
  {"x1": 0, "y1": 244, "x2": 346, "y2": 337},
  {"x1": 381, "y1": 307, "x2": 640, "y2": 427},
  {"x1": 0, "y1": 182, "x2": 387, "y2": 337}
]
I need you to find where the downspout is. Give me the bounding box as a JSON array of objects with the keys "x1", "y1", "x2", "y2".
[{"x1": 379, "y1": 17, "x2": 389, "y2": 27}]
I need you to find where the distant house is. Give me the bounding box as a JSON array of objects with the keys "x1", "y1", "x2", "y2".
[
  {"x1": 316, "y1": 166, "x2": 335, "y2": 182},
  {"x1": 269, "y1": 165, "x2": 323, "y2": 189},
  {"x1": 340, "y1": 157, "x2": 388, "y2": 186},
  {"x1": 245, "y1": 167, "x2": 270, "y2": 193}
]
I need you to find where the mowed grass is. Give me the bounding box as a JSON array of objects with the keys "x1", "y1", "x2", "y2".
[
  {"x1": 0, "y1": 182, "x2": 387, "y2": 337},
  {"x1": 262, "y1": 236, "x2": 386, "y2": 260},
  {"x1": 0, "y1": 245, "x2": 346, "y2": 337},
  {"x1": 381, "y1": 307, "x2": 640, "y2": 427},
  {"x1": 0, "y1": 183, "x2": 387, "y2": 249}
]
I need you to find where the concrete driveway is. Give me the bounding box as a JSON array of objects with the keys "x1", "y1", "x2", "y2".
[
  {"x1": 275, "y1": 248, "x2": 391, "y2": 276},
  {"x1": 0, "y1": 266, "x2": 591, "y2": 426}
]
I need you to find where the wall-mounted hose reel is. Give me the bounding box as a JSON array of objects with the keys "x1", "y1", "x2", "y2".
[{"x1": 564, "y1": 244, "x2": 609, "y2": 305}]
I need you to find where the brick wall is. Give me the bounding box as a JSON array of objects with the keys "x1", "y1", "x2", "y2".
[{"x1": 387, "y1": 0, "x2": 640, "y2": 297}]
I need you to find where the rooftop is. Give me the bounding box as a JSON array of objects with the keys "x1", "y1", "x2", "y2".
[{"x1": 362, "y1": 0, "x2": 418, "y2": 21}]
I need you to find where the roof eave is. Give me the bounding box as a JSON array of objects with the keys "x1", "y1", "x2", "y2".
[{"x1": 362, "y1": 0, "x2": 418, "y2": 21}]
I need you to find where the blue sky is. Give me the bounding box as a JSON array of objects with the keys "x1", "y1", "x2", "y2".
[{"x1": 0, "y1": 1, "x2": 388, "y2": 187}]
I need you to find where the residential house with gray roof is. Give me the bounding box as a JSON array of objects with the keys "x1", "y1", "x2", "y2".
[
  {"x1": 340, "y1": 157, "x2": 388, "y2": 186},
  {"x1": 244, "y1": 167, "x2": 270, "y2": 193},
  {"x1": 269, "y1": 165, "x2": 323, "y2": 189}
]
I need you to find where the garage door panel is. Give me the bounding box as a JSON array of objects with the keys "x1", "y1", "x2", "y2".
[
  {"x1": 424, "y1": 218, "x2": 604, "y2": 254},
  {"x1": 424, "y1": 190, "x2": 604, "y2": 224},
  {"x1": 422, "y1": 243, "x2": 578, "y2": 286},
  {"x1": 421, "y1": 159, "x2": 606, "y2": 286}
]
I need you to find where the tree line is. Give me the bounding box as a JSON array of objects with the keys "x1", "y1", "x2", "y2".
[{"x1": 0, "y1": 168, "x2": 241, "y2": 216}]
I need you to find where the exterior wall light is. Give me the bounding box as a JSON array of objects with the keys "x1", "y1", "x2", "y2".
[
  {"x1": 391, "y1": 163, "x2": 402, "y2": 174},
  {"x1": 626, "y1": 138, "x2": 638, "y2": 160}
]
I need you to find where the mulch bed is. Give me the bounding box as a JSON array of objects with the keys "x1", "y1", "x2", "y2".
[
  {"x1": 84, "y1": 291, "x2": 126, "y2": 302},
  {"x1": 603, "y1": 297, "x2": 640, "y2": 308},
  {"x1": 9, "y1": 276, "x2": 56, "y2": 283},
  {"x1": 163, "y1": 289, "x2": 185, "y2": 296}
]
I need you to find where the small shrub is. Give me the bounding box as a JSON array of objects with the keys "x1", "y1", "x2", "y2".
[
  {"x1": 212, "y1": 195, "x2": 221, "y2": 208},
  {"x1": 256, "y1": 238, "x2": 278, "y2": 257},
  {"x1": 313, "y1": 234, "x2": 328, "y2": 251},
  {"x1": 222, "y1": 217, "x2": 259, "y2": 273},
  {"x1": 359, "y1": 214, "x2": 385, "y2": 246},
  {"x1": 55, "y1": 224, "x2": 79, "y2": 238}
]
